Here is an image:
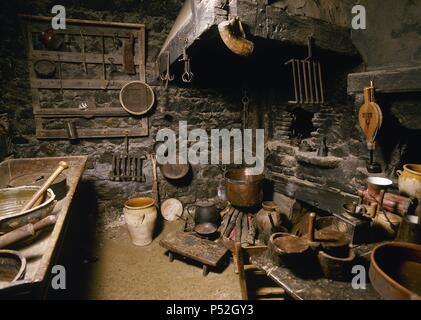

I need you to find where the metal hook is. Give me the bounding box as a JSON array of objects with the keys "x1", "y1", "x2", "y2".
[
  {"x1": 305, "y1": 35, "x2": 313, "y2": 61},
  {"x1": 179, "y1": 40, "x2": 194, "y2": 83},
  {"x1": 159, "y1": 51, "x2": 174, "y2": 90}
]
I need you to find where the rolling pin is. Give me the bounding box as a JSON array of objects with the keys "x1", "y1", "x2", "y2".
[
  {"x1": 0, "y1": 215, "x2": 57, "y2": 249},
  {"x1": 20, "y1": 161, "x2": 69, "y2": 213}
]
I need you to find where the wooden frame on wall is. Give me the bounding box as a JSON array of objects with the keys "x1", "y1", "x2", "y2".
[{"x1": 20, "y1": 14, "x2": 149, "y2": 139}]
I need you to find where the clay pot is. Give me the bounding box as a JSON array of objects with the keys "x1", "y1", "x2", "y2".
[
  {"x1": 369, "y1": 242, "x2": 421, "y2": 300},
  {"x1": 372, "y1": 211, "x2": 402, "y2": 239},
  {"x1": 397, "y1": 164, "x2": 421, "y2": 217},
  {"x1": 190, "y1": 201, "x2": 220, "y2": 226},
  {"x1": 256, "y1": 201, "x2": 283, "y2": 244},
  {"x1": 396, "y1": 215, "x2": 421, "y2": 245},
  {"x1": 367, "y1": 177, "x2": 393, "y2": 197},
  {"x1": 124, "y1": 197, "x2": 157, "y2": 246}
]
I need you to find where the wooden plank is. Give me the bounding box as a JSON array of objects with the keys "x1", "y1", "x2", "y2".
[
  {"x1": 35, "y1": 126, "x2": 148, "y2": 139},
  {"x1": 156, "y1": 0, "x2": 356, "y2": 75},
  {"x1": 138, "y1": 28, "x2": 146, "y2": 82},
  {"x1": 250, "y1": 251, "x2": 381, "y2": 300},
  {"x1": 35, "y1": 115, "x2": 148, "y2": 139},
  {"x1": 31, "y1": 79, "x2": 129, "y2": 90},
  {"x1": 237, "y1": 0, "x2": 357, "y2": 56},
  {"x1": 347, "y1": 66, "x2": 421, "y2": 94},
  {"x1": 31, "y1": 51, "x2": 141, "y2": 66},
  {"x1": 156, "y1": 0, "x2": 217, "y2": 75},
  {"x1": 160, "y1": 231, "x2": 228, "y2": 267},
  {"x1": 19, "y1": 14, "x2": 144, "y2": 28},
  {"x1": 34, "y1": 108, "x2": 128, "y2": 117},
  {"x1": 270, "y1": 172, "x2": 358, "y2": 214},
  {"x1": 27, "y1": 23, "x2": 142, "y2": 38}
]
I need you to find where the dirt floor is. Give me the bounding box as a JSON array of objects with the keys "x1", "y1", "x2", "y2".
[{"x1": 82, "y1": 220, "x2": 241, "y2": 300}]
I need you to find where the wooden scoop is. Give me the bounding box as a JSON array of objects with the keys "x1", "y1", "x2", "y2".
[
  {"x1": 20, "y1": 161, "x2": 69, "y2": 213},
  {"x1": 273, "y1": 213, "x2": 317, "y2": 254}
]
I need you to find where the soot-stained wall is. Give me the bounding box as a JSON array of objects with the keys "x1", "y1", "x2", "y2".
[
  {"x1": 0, "y1": 0, "x2": 243, "y2": 227},
  {"x1": 267, "y1": 0, "x2": 421, "y2": 214}
]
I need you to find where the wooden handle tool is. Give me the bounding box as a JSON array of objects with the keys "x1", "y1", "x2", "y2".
[
  {"x1": 0, "y1": 215, "x2": 57, "y2": 249},
  {"x1": 20, "y1": 161, "x2": 69, "y2": 213},
  {"x1": 307, "y1": 212, "x2": 316, "y2": 242}
]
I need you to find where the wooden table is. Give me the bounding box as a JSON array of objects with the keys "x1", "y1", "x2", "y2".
[
  {"x1": 250, "y1": 249, "x2": 382, "y2": 300},
  {"x1": 160, "y1": 231, "x2": 229, "y2": 276}
]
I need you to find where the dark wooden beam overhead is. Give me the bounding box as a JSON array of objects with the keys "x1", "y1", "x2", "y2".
[
  {"x1": 348, "y1": 66, "x2": 421, "y2": 95},
  {"x1": 156, "y1": 0, "x2": 358, "y2": 77},
  {"x1": 237, "y1": 0, "x2": 357, "y2": 57}
]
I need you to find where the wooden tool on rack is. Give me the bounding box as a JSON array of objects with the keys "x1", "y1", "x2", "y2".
[
  {"x1": 123, "y1": 33, "x2": 136, "y2": 75},
  {"x1": 20, "y1": 161, "x2": 69, "y2": 213},
  {"x1": 358, "y1": 81, "x2": 383, "y2": 173}
]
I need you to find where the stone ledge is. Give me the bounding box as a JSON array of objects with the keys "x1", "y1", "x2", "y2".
[{"x1": 296, "y1": 151, "x2": 342, "y2": 169}]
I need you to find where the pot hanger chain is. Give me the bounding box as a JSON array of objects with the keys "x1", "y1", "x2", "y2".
[{"x1": 242, "y1": 90, "x2": 250, "y2": 130}]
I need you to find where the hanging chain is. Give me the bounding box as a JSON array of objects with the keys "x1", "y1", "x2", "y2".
[{"x1": 242, "y1": 90, "x2": 250, "y2": 130}]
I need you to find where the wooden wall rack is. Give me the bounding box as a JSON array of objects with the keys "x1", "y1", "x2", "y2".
[{"x1": 20, "y1": 14, "x2": 149, "y2": 139}]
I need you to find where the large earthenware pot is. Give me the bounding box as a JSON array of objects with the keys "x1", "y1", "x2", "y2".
[
  {"x1": 369, "y1": 242, "x2": 421, "y2": 300},
  {"x1": 124, "y1": 197, "x2": 157, "y2": 246},
  {"x1": 256, "y1": 201, "x2": 284, "y2": 244},
  {"x1": 397, "y1": 164, "x2": 421, "y2": 217}
]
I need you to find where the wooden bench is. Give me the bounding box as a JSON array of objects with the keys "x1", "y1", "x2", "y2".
[{"x1": 160, "y1": 231, "x2": 229, "y2": 276}]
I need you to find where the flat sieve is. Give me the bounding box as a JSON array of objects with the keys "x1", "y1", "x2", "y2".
[{"x1": 119, "y1": 81, "x2": 155, "y2": 116}]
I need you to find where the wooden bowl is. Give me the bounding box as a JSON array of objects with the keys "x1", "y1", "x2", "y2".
[
  {"x1": 0, "y1": 250, "x2": 26, "y2": 288},
  {"x1": 0, "y1": 186, "x2": 56, "y2": 234}
]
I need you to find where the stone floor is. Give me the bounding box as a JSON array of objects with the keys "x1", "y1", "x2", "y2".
[{"x1": 81, "y1": 220, "x2": 241, "y2": 300}]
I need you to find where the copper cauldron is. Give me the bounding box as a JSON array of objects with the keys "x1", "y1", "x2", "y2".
[{"x1": 225, "y1": 168, "x2": 264, "y2": 207}]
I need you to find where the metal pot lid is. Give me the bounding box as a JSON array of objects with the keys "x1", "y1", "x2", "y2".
[
  {"x1": 34, "y1": 59, "x2": 56, "y2": 79},
  {"x1": 161, "y1": 198, "x2": 183, "y2": 222}
]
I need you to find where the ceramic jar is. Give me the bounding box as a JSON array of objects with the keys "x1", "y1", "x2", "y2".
[
  {"x1": 124, "y1": 197, "x2": 157, "y2": 246},
  {"x1": 256, "y1": 201, "x2": 284, "y2": 244}
]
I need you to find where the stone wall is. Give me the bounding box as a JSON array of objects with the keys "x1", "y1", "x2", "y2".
[
  {"x1": 0, "y1": 0, "x2": 243, "y2": 227},
  {"x1": 266, "y1": 0, "x2": 421, "y2": 214},
  {"x1": 352, "y1": 0, "x2": 421, "y2": 70}
]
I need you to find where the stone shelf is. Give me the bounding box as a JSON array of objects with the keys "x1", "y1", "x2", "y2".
[
  {"x1": 348, "y1": 66, "x2": 421, "y2": 94},
  {"x1": 296, "y1": 151, "x2": 342, "y2": 169}
]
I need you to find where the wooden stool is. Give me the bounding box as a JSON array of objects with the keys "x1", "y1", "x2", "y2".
[{"x1": 160, "y1": 231, "x2": 228, "y2": 277}]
